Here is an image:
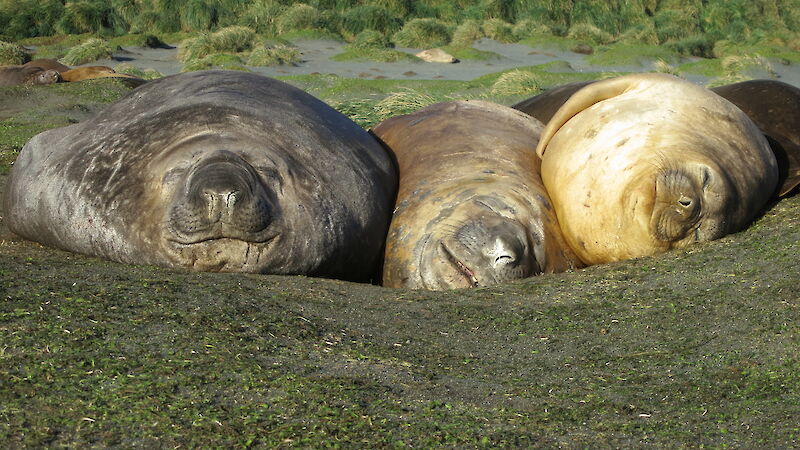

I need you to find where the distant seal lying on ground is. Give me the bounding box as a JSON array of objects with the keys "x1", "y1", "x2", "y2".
[
  {"x1": 21, "y1": 59, "x2": 147, "y2": 86},
  {"x1": 371, "y1": 100, "x2": 581, "y2": 290},
  {"x1": 514, "y1": 78, "x2": 799, "y2": 196},
  {"x1": 0, "y1": 65, "x2": 61, "y2": 87},
  {"x1": 23, "y1": 59, "x2": 71, "y2": 72},
  {"x1": 533, "y1": 73, "x2": 778, "y2": 265},
  {"x1": 4, "y1": 70, "x2": 397, "y2": 280}
]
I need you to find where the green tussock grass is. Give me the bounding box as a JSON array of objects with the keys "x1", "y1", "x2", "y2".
[
  {"x1": 0, "y1": 41, "x2": 28, "y2": 65},
  {"x1": 511, "y1": 20, "x2": 552, "y2": 41},
  {"x1": 238, "y1": 0, "x2": 283, "y2": 35},
  {"x1": 181, "y1": 53, "x2": 250, "y2": 72},
  {"x1": 275, "y1": 3, "x2": 326, "y2": 35},
  {"x1": 488, "y1": 69, "x2": 542, "y2": 97},
  {"x1": 706, "y1": 54, "x2": 777, "y2": 88},
  {"x1": 567, "y1": 22, "x2": 614, "y2": 45},
  {"x1": 651, "y1": 59, "x2": 682, "y2": 77},
  {"x1": 339, "y1": 5, "x2": 401, "y2": 39},
  {"x1": 482, "y1": 18, "x2": 515, "y2": 43},
  {"x1": 392, "y1": 18, "x2": 452, "y2": 48},
  {"x1": 58, "y1": 38, "x2": 113, "y2": 66},
  {"x1": 449, "y1": 19, "x2": 483, "y2": 49},
  {"x1": 112, "y1": 63, "x2": 162, "y2": 80},
  {"x1": 373, "y1": 88, "x2": 446, "y2": 120},
  {"x1": 586, "y1": 43, "x2": 680, "y2": 67},
  {"x1": 178, "y1": 26, "x2": 256, "y2": 63},
  {"x1": 247, "y1": 44, "x2": 301, "y2": 66}
]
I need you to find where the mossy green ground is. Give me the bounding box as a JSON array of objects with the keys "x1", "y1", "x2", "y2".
[{"x1": 1, "y1": 76, "x2": 799, "y2": 447}]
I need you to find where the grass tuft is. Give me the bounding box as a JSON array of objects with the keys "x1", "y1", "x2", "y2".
[
  {"x1": 567, "y1": 22, "x2": 614, "y2": 45},
  {"x1": 449, "y1": 20, "x2": 483, "y2": 49},
  {"x1": 247, "y1": 44, "x2": 301, "y2": 66},
  {"x1": 113, "y1": 63, "x2": 163, "y2": 80},
  {"x1": 59, "y1": 38, "x2": 113, "y2": 66},
  {"x1": 178, "y1": 26, "x2": 256, "y2": 63},
  {"x1": 276, "y1": 3, "x2": 325, "y2": 35},
  {"x1": 238, "y1": 0, "x2": 282, "y2": 35},
  {"x1": 392, "y1": 18, "x2": 452, "y2": 48},
  {"x1": 512, "y1": 19, "x2": 552, "y2": 41},
  {"x1": 374, "y1": 88, "x2": 441, "y2": 120},
  {"x1": 181, "y1": 53, "x2": 250, "y2": 72},
  {"x1": 652, "y1": 59, "x2": 681, "y2": 77},
  {"x1": 489, "y1": 69, "x2": 541, "y2": 97},
  {"x1": 482, "y1": 18, "x2": 515, "y2": 43},
  {"x1": 0, "y1": 41, "x2": 29, "y2": 65},
  {"x1": 707, "y1": 53, "x2": 777, "y2": 87},
  {"x1": 339, "y1": 5, "x2": 400, "y2": 38}
]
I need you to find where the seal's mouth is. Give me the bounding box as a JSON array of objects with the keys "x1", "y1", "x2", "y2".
[
  {"x1": 166, "y1": 234, "x2": 282, "y2": 273},
  {"x1": 440, "y1": 242, "x2": 480, "y2": 288}
]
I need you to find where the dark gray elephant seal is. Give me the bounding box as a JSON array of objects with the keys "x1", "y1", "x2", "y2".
[
  {"x1": 0, "y1": 65, "x2": 61, "y2": 87},
  {"x1": 371, "y1": 100, "x2": 582, "y2": 290},
  {"x1": 4, "y1": 70, "x2": 397, "y2": 280}
]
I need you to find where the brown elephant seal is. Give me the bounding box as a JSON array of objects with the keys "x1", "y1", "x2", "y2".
[
  {"x1": 0, "y1": 65, "x2": 61, "y2": 87},
  {"x1": 23, "y1": 59, "x2": 71, "y2": 72},
  {"x1": 534, "y1": 73, "x2": 779, "y2": 265},
  {"x1": 371, "y1": 100, "x2": 582, "y2": 290},
  {"x1": 709, "y1": 79, "x2": 800, "y2": 197},
  {"x1": 3, "y1": 70, "x2": 397, "y2": 280},
  {"x1": 514, "y1": 79, "x2": 800, "y2": 197},
  {"x1": 59, "y1": 66, "x2": 147, "y2": 86}
]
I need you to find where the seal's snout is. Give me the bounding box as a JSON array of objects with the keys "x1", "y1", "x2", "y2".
[
  {"x1": 166, "y1": 151, "x2": 276, "y2": 244},
  {"x1": 651, "y1": 169, "x2": 703, "y2": 242},
  {"x1": 441, "y1": 216, "x2": 537, "y2": 287}
]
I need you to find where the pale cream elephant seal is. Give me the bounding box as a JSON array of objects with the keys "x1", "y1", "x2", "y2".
[
  {"x1": 371, "y1": 100, "x2": 582, "y2": 290},
  {"x1": 534, "y1": 73, "x2": 779, "y2": 265}
]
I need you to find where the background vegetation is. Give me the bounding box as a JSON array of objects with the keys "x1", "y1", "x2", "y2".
[{"x1": 1, "y1": 0, "x2": 798, "y2": 59}]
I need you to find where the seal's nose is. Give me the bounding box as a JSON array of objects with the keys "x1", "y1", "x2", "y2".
[
  {"x1": 445, "y1": 216, "x2": 536, "y2": 286},
  {"x1": 486, "y1": 234, "x2": 523, "y2": 269},
  {"x1": 199, "y1": 169, "x2": 243, "y2": 220},
  {"x1": 166, "y1": 150, "x2": 275, "y2": 244}
]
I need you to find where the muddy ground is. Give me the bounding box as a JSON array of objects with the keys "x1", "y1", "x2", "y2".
[{"x1": 1, "y1": 72, "x2": 799, "y2": 446}]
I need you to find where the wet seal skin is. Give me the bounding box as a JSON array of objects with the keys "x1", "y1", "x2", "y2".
[
  {"x1": 534, "y1": 73, "x2": 779, "y2": 265},
  {"x1": 3, "y1": 70, "x2": 397, "y2": 281},
  {"x1": 371, "y1": 100, "x2": 582, "y2": 290}
]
